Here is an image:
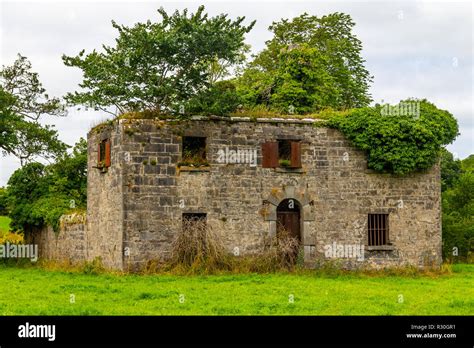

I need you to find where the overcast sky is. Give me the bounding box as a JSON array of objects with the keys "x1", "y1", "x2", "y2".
[{"x1": 0, "y1": 0, "x2": 472, "y2": 186}]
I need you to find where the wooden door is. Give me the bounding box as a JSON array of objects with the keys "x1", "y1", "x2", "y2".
[{"x1": 277, "y1": 211, "x2": 301, "y2": 241}]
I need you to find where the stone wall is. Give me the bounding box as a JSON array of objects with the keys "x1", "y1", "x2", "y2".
[
  {"x1": 87, "y1": 117, "x2": 442, "y2": 270},
  {"x1": 30, "y1": 213, "x2": 86, "y2": 262},
  {"x1": 86, "y1": 124, "x2": 124, "y2": 269}
]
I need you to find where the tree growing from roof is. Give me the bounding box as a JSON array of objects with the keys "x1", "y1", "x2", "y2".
[
  {"x1": 237, "y1": 12, "x2": 373, "y2": 112},
  {"x1": 0, "y1": 55, "x2": 67, "y2": 164},
  {"x1": 63, "y1": 6, "x2": 255, "y2": 116}
]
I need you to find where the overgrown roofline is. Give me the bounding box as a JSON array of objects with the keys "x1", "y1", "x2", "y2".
[
  {"x1": 91, "y1": 115, "x2": 326, "y2": 132},
  {"x1": 88, "y1": 100, "x2": 458, "y2": 176},
  {"x1": 89, "y1": 107, "x2": 347, "y2": 133}
]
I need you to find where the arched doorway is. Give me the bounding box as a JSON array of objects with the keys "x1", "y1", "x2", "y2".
[{"x1": 276, "y1": 198, "x2": 301, "y2": 242}]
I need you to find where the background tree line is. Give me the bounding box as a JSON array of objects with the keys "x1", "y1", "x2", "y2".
[{"x1": 440, "y1": 150, "x2": 474, "y2": 261}]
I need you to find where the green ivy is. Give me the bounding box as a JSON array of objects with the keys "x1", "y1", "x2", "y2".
[{"x1": 327, "y1": 99, "x2": 459, "y2": 175}]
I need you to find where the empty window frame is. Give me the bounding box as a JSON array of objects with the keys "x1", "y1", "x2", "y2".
[
  {"x1": 182, "y1": 136, "x2": 207, "y2": 165},
  {"x1": 367, "y1": 213, "x2": 389, "y2": 246}
]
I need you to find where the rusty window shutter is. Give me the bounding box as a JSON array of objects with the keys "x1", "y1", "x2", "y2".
[
  {"x1": 262, "y1": 142, "x2": 278, "y2": 168},
  {"x1": 290, "y1": 141, "x2": 301, "y2": 168},
  {"x1": 105, "y1": 139, "x2": 111, "y2": 167}
]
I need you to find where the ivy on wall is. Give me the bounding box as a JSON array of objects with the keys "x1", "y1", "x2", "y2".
[{"x1": 326, "y1": 99, "x2": 459, "y2": 175}]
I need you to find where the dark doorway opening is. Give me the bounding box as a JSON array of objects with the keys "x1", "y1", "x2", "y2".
[{"x1": 276, "y1": 199, "x2": 301, "y2": 242}]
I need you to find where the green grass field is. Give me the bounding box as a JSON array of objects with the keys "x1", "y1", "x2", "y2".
[
  {"x1": 0, "y1": 216, "x2": 11, "y2": 235},
  {"x1": 0, "y1": 264, "x2": 472, "y2": 315}
]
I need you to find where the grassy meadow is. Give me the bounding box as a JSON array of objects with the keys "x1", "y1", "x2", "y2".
[{"x1": 0, "y1": 263, "x2": 472, "y2": 315}]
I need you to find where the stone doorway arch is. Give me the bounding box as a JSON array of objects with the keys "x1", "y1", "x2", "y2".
[{"x1": 262, "y1": 185, "x2": 314, "y2": 242}]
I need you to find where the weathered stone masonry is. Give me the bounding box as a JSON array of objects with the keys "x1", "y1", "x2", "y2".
[
  {"x1": 77, "y1": 116, "x2": 441, "y2": 271},
  {"x1": 30, "y1": 212, "x2": 86, "y2": 262}
]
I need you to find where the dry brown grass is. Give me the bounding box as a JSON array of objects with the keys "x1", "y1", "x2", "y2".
[
  {"x1": 167, "y1": 219, "x2": 231, "y2": 273},
  {"x1": 11, "y1": 254, "x2": 458, "y2": 278},
  {"x1": 161, "y1": 222, "x2": 302, "y2": 274}
]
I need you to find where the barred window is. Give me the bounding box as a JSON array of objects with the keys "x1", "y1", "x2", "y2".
[{"x1": 368, "y1": 214, "x2": 389, "y2": 246}]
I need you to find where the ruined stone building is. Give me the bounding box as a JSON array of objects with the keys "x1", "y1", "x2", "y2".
[{"x1": 34, "y1": 116, "x2": 442, "y2": 270}]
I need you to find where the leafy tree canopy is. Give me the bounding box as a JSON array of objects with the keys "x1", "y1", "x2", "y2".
[
  {"x1": 442, "y1": 168, "x2": 474, "y2": 261},
  {"x1": 440, "y1": 148, "x2": 462, "y2": 191},
  {"x1": 63, "y1": 6, "x2": 255, "y2": 115},
  {"x1": 185, "y1": 80, "x2": 241, "y2": 116},
  {"x1": 461, "y1": 154, "x2": 474, "y2": 172},
  {"x1": 0, "y1": 187, "x2": 8, "y2": 215},
  {"x1": 236, "y1": 12, "x2": 373, "y2": 112},
  {"x1": 0, "y1": 55, "x2": 67, "y2": 164},
  {"x1": 6, "y1": 138, "x2": 87, "y2": 233}
]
